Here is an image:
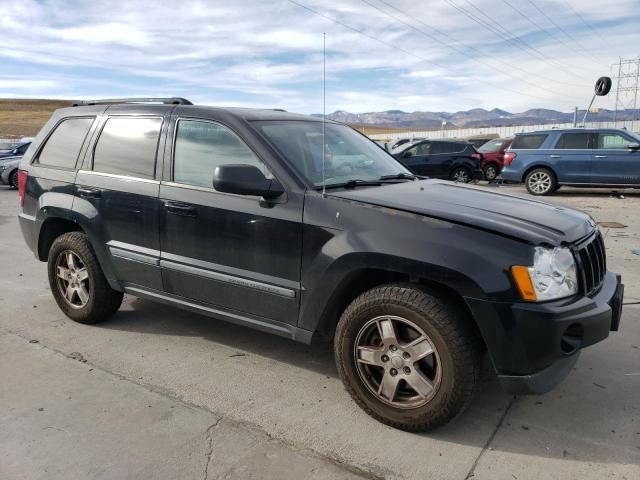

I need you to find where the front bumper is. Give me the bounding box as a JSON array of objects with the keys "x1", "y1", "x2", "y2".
[{"x1": 465, "y1": 271, "x2": 623, "y2": 394}]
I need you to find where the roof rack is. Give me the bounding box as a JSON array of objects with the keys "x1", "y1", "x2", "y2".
[{"x1": 72, "y1": 97, "x2": 193, "y2": 106}]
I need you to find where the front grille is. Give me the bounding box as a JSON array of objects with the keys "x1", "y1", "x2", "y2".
[{"x1": 574, "y1": 231, "x2": 606, "y2": 296}]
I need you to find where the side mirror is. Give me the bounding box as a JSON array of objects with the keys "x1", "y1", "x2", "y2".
[
  {"x1": 628, "y1": 142, "x2": 640, "y2": 150},
  {"x1": 403, "y1": 150, "x2": 413, "y2": 158},
  {"x1": 213, "y1": 164, "x2": 284, "y2": 199}
]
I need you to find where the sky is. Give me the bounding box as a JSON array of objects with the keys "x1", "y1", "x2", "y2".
[{"x1": 0, "y1": 0, "x2": 638, "y2": 114}]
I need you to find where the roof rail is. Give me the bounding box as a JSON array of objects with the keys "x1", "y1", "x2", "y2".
[{"x1": 72, "y1": 97, "x2": 193, "y2": 106}]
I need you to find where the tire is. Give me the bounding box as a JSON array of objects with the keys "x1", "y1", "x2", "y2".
[
  {"x1": 9, "y1": 169, "x2": 18, "y2": 189},
  {"x1": 450, "y1": 166, "x2": 471, "y2": 183},
  {"x1": 47, "y1": 232, "x2": 123, "y2": 324},
  {"x1": 483, "y1": 164, "x2": 499, "y2": 182},
  {"x1": 525, "y1": 167, "x2": 557, "y2": 196},
  {"x1": 334, "y1": 283, "x2": 483, "y2": 432}
]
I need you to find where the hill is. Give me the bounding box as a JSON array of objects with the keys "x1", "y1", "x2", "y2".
[{"x1": 0, "y1": 99, "x2": 72, "y2": 137}]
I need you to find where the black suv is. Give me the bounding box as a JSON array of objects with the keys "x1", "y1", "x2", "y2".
[
  {"x1": 18, "y1": 98, "x2": 624, "y2": 431},
  {"x1": 393, "y1": 139, "x2": 483, "y2": 182}
]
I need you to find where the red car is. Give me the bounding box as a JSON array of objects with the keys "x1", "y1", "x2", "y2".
[{"x1": 477, "y1": 137, "x2": 513, "y2": 181}]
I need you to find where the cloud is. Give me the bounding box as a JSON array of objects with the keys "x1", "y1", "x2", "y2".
[{"x1": 0, "y1": 0, "x2": 638, "y2": 114}]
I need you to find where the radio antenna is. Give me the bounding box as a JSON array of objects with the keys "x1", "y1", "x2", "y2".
[{"x1": 321, "y1": 32, "x2": 327, "y2": 197}]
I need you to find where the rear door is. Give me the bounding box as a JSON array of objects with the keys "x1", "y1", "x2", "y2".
[
  {"x1": 550, "y1": 132, "x2": 593, "y2": 183},
  {"x1": 592, "y1": 131, "x2": 640, "y2": 185},
  {"x1": 75, "y1": 109, "x2": 168, "y2": 290}
]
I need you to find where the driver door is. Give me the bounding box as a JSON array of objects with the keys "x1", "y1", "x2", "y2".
[{"x1": 159, "y1": 115, "x2": 303, "y2": 326}]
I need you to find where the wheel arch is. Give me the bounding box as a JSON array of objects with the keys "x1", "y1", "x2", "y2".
[{"x1": 521, "y1": 163, "x2": 558, "y2": 184}]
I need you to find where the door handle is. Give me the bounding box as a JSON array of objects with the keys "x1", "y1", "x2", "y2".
[
  {"x1": 594, "y1": 155, "x2": 607, "y2": 159},
  {"x1": 165, "y1": 201, "x2": 197, "y2": 217},
  {"x1": 549, "y1": 155, "x2": 560, "y2": 159},
  {"x1": 77, "y1": 187, "x2": 102, "y2": 198}
]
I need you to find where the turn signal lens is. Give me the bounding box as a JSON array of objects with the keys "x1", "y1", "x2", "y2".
[{"x1": 511, "y1": 265, "x2": 537, "y2": 302}]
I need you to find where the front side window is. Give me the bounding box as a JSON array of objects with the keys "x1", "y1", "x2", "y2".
[
  {"x1": 511, "y1": 134, "x2": 548, "y2": 149},
  {"x1": 37, "y1": 118, "x2": 94, "y2": 168},
  {"x1": 597, "y1": 133, "x2": 632, "y2": 150},
  {"x1": 257, "y1": 121, "x2": 411, "y2": 187},
  {"x1": 93, "y1": 117, "x2": 162, "y2": 179},
  {"x1": 173, "y1": 119, "x2": 269, "y2": 188},
  {"x1": 555, "y1": 133, "x2": 591, "y2": 149}
]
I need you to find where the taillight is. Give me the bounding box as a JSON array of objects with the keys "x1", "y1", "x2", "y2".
[
  {"x1": 18, "y1": 170, "x2": 28, "y2": 207},
  {"x1": 504, "y1": 152, "x2": 516, "y2": 167},
  {"x1": 471, "y1": 153, "x2": 482, "y2": 161}
]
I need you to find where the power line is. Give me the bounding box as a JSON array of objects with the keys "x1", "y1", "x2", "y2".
[
  {"x1": 372, "y1": 0, "x2": 583, "y2": 89},
  {"x1": 287, "y1": 0, "x2": 568, "y2": 101},
  {"x1": 561, "y1": 0, "x2": 615, "y2": 49},
  {"x1": 524, "y1": 0, "x2": 608, "y2": 63},
  {"x1": 446, "y1": 0, "x2": 585, "y2": 80},
  {"x1": 503, "y1": 0, "x2": 603, "y2": 67}
]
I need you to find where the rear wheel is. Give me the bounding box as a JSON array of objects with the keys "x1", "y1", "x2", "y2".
[
  {"x1": 9, "y1": 169, "x2": 18, "y2": 189},
  {"x1": 525, "y1": 168, "x2": 556, "y2": 195},
  {"x1": 48, "y1": 232, "x2": 123, "y2": 324},
  {"x1": 450, "y1": 166, "x2": 471, "y2": 183},
  {"x1": 483, "y1": 164, "x2": 499, "y2": 182},
  {"x1": 335, "y1": 283, "x2": 482, "y2": 431}
]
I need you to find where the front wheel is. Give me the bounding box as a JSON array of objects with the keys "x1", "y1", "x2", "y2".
[
  {"x1": 334, "y1": 283, "x2": 482, "y2": 432},
  {"x1": 48, "y1": 232, "x2": 123, "y2": 324},
  {"x1": 450, "y1": 167, "x2": 471, "y2": 183},
  {"x1": 525, "y1": 168, "x2": 557, "y2": 195}
]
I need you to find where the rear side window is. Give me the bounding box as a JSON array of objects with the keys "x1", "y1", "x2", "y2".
[
  {"x1": 37, "y1": 118, "x2": 94, "y2": 169},
  {"x1": 93, "y1": 117, "x2": 162, "y2": 179},
  {"x1": 511, "y1": 134, "x2": 547, "y2": 149},
  {"x1": 597, "y1": 133, "x2": 631, "y2": 149},
  {"x1": 173, "y1": 119, "x2": 269, "y2": 188},
  {"x1": 555, "y1": 133, "x2": 591, "y2": 149}
]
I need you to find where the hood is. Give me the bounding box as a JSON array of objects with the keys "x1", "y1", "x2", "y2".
[{"x1": 330, "y1": 179, "x2": 594, "y2": 245}]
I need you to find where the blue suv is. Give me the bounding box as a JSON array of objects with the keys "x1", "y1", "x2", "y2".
[{"x1": 501, "y1": 128, "x2": 640, "y2": 195}]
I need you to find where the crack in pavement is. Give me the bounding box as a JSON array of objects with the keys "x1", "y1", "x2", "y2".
[
  {"x1": 1, "y1": 327, "x2": 380, "y2": 479},
  {"x1": 464, "y1": 396, "x2": 517, "y2": 480},
  {"x1": 203, "y1": 420, "x2": 221, "y2": 480}
]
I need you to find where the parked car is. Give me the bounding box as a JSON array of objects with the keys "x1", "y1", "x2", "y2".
[
  {"x1": 477, "y1": 137, "x2": 513, "y2": 181},
  {"x1": 388, "y1": 137, "x2": 424, "y2": 153},
  {"x1": 393, "y1": 139, "x2": 483, "y2": 182},
  {"x1": 0, "y1": 141, "x2": 31, "y2": 159},
  {"x1": 0, "y1": 157, "x2": 21, "y2": 188},
  {"x1": 18, "y1": 98, "x2": 623, "y2": 432},
  {"x1": 464, "y1": 134, "x2": 499, "y2": 149},
  {"x1": 502, "y1": 128, "x2": 640, "y2": 195}
]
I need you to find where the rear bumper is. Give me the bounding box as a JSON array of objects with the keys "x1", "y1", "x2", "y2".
[
  {"x1": 466, "y1": 272, "x2": 623, "y2": 394},
  {"x1": 472, "y1": 169, "x2": 484, "y2": 181},
  {"x1": 499, "y1": 166, "x2": 522, "y2": 182},
  {"x1": 18, "y1": 212, "x2": 38, "y2": 258}
]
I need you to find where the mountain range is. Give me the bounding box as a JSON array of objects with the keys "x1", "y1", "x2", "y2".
[{"x1": 313, "y1": 108, "x2": 638, "y2": 129}]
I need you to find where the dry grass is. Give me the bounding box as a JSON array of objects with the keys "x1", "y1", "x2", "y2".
[{"x1": 0, "y1": 99, "x2": 72, "y2": 137}]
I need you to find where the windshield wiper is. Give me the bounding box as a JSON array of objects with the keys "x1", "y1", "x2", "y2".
[
  {"x1": 314, "y1": 179, "x2": 383, "y2": 190},
  {"x1": 378, "y1": 173, "x2": 419, "y2": 181}
]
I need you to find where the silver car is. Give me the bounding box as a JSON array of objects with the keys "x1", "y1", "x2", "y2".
[{"x1": 0, "y1": 157, "x2": 21, "y2": 188}]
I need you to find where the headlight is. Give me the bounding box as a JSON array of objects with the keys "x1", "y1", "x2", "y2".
[{"x1": 512, "y1": 247, "x2": 578, "y2": 301}]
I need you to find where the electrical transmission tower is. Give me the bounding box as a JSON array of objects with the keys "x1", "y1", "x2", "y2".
[{"x1": 613, "y1": 57, "x2": 640, "y2": 124}]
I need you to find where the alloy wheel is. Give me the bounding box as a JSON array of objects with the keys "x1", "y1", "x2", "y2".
[
  {"x1": 55, "y1": 250, "x2": 90, "y2": 309},
  {"x1": 528, "y1": 171, "x2": 552, "y2": 194},
  {"x1": 484, "y1": 165, "x2": 498, "y2": 181},
  {"x1": 354, "y1": 315, "x2": 442, "y2": 409},
  {"x1": 452, "y1": 168, "x2": 470, "y2": 183}
]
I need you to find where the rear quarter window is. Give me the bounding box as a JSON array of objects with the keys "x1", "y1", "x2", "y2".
[
  {"x1": 92, "y1": 117, "x2": 162, "y2": 179},
  {"x1": 554, "y1": 132, "x2": 591, "y2": 149},
  {"x1": 511, "y1": 134, "x2": 548, "y2": 149},
  {"x1": 36, "y1": 117, "x2": 94, "y2": 169}
]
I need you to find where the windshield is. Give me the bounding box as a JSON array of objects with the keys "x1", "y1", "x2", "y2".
[
  {"x1": 478, "y1": 138, "x2": 506, "y2": 153},
  {"x1": 256, "y1": 121, "x2": 411, "y2": 187}
]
